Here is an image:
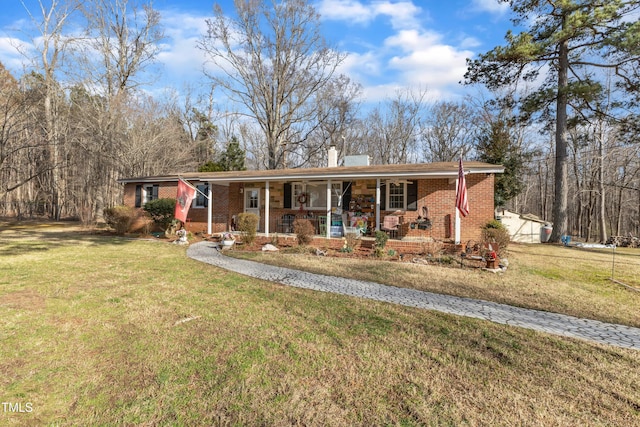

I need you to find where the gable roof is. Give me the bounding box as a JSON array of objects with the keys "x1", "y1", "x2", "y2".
[{"x1": 118, "y1": 161, "x2": 504, "y2": 185}]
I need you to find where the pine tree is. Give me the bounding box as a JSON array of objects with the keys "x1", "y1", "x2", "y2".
[
  {"x1": 464, "y1": 0, "x2": 640, "y2": 242},
  {"x1": 198, "y1": 137, "x2": 246, "y2": 172},
  {"x1": 476, "y1": 119, "x2": 535, "y2": 208}
]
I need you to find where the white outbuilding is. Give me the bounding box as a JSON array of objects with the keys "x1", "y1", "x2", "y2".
[{"x1": 497, "y1": 209, "x2": 551, "y2": 243}]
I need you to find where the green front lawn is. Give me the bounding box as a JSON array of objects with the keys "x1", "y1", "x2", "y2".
[{"x1": 1, "y1": 222, "x2": 639, "y2": 426}]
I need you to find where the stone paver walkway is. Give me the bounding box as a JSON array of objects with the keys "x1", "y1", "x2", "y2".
[{"x1": 187, "y1": 242, "x2": 640, "y2": 350}]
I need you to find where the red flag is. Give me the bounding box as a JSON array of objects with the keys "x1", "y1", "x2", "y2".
[
  {"x1": 456, "y1": 157, "x2": 469, "y2": 217},
  {"x1": 175, "y1": 178, "x2": 196, "y2": 223}
]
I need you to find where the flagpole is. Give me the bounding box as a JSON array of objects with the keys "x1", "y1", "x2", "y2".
[
  {"x1": 179, "y1": 176, "x2": 213, "y2": 235},
  {"x1": 207, "y1": 185, "x2": 212, "y2": 235},
  {"x1": 454, "y1": 155, "x2": 469, "y2": 246},
  {"x1": 455, "y1": 183, "x2": 461, "y2": 245},
  {"x1": 179, "y1": 176, "x2": 208, "y2": 199}
]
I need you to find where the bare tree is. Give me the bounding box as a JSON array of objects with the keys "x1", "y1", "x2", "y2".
[
  {"x1": 74, "y1": 0, "x2": 164, "y2": 220},
  {"x1": 119, "y1": 95, "x2": 197, "y2": 177},
  {"x1": 79, "y1": 0, "x2": 164, "y2": 97},
  {"x1": 361, "y1": 88, "x2": 427, "y2": 165},
  {"x1": 0, "y1": 64, "x2": 27, "y2": 201},
  {"x1": 198, "y1": 0, "x2": 347, "y2": 169},
  {"x1": 422, "y1": 101, "x2": 477, "y2": 162},
  {"x1": 18, "y1": 0, "x2": 79, "y2": 219},
  {"x1": 290, "y1": 74, "x2": 362, "y2": 168}
]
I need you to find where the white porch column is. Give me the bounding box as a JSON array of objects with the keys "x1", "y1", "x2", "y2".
[
  {"x1": 375, "y1": 178, "x2": 381, "y2": 231},
  {"x1": 326, "y1": 180, "x2": 332, "y2": 238},
  {"x1": 264, "y1": 180, "x2": 270, "y2": 236},
  {"x1": 207, "y1": 184, "x2": 213, "y2": 235}
]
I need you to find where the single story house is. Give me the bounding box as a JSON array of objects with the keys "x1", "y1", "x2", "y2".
[{"x1": 118, "y1": 152, "x2": 504, "y2": 244}]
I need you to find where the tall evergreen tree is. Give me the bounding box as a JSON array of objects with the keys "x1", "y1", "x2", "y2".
[
  {"x1": 476, "y1": 118, "x2": 535, "y2": 208},
  {"x1": 199, "y1": 137, "x2": 246, "y2": 172},
  {"x1": 464, "y1": 0, "x2": 640, "y2": 242}
]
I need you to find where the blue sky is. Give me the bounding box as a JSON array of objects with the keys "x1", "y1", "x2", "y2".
[{"x1": 0, "y1": 0, "x2": 514, "y2": 103}]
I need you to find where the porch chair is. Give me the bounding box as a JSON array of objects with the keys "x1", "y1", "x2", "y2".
[
  {"x1": 381, "y1": 215, "x2": 400, "y2": 239},
  {"x1": 318, "y1": 215, "x2": 327, "y2": 236}
]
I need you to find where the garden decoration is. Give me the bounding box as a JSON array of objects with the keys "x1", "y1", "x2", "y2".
[
  {"x1": 297, "y1": 192, "x2": 307, "y2": 213},
  {"x1": 220, "y1": 232, "x2": 236, "y2": 249}
]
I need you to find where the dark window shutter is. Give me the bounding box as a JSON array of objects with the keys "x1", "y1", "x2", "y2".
[
  {"x1": 407, "y1": 181, "x2": 418, "y2": 211},
  {"x1": 380, "y1": 183, "x2": 386, "y2": 211},
  {"x1": 194, "y1": 184, "x2": 208, "y2": 207},
  {"x1": 284, "y1": 183, "x2": 292, "y2": 208},
  {"x1": 135, "y1": 185, "x2": 142, "y2": 207},
  {"x1": 343, "y1": 182, "x2": 352, "y2": 209}
]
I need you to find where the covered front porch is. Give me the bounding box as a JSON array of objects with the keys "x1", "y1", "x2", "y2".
[{"x1": 199, "y1": 168, "x2": 468, "y2": 242}]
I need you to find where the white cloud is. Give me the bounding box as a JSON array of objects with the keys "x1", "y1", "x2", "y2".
[
  {"x1": 317, "y1": 0, "x2": 423, "y2": 29},
  {"x1": 338, "y1": 50, "x2": 383, "y2": 79},
  {"x1": 384, "y1": 29, "x2": 472, "y2": 89},
  {"x1": 458, "y1": 36, "x2": 482, "y2": 49},
  {"x1": 470, "y1": 0, "x2": 510, "y2": 16},
  {"x1": 317, "y1": 2, "x2": 476, "y2": 102},
  {"x1": 316, "y1": 0, "x2": 373, "y2": 24},
  {"x1": 155, "y1": 10, "x2": 212, "y2": 86},
  {"x1": 373, "y1": 1, "x2": 423, "y2": 29},
  {"x1": 0, "y1": 37, "x2": 31, "y2": 72},
  {"x1": 389, "y1": 43, "x2": 471, "y2": 86}
]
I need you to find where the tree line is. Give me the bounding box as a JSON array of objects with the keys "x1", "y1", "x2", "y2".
[{"x1": 1, "y1": 0, "x2": 638, "y2": 242}]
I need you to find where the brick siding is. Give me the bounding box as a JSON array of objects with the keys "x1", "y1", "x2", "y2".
[{"x1": 122, "y1": 174, "x2": 496, "y2": 242}]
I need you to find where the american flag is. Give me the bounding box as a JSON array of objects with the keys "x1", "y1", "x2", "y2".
[{"x1": 456, "y1": 157, "x2": 469, "y2": 217}]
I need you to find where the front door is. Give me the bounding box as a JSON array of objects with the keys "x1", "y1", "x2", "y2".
[{"x1": 244, "y1": 188, "x2": 261, "y2": 228}]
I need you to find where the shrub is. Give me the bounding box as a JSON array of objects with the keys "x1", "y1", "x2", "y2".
[
  {"x1": 373, "y1": 230, "x2": 389, "y2": 257},
  {"x1": 481, "y1": 219, "x2": 510, "y2": 257},
  {"x1": 237, "y1": 212, "x2": 259, "y2": 245},
  {"x1": 340, "y1": 232, "x2": 360, "y2": 253},
  {"x1": 293, "y1": 218, "x2": 315, "y2": 245},
  {"x1": 104, "y1": 205, "x2": 137, "y2": 235},
  {"x1": 143, "y1": 198, "x2": 176, "y2": 231},
  {"x1": 421, "y1": 240, "x2": 444, "y2": 257},
  {"x1": 139, "y1": 211, "x2": 153, "y2": 235},
  {"x1": 344, "y1": 232, "x2": 360, "y2": 252},
  {"x1": 440, "y1": 255, "x2": 455, "y2": 265},
  {"x1": 484, "y1": 219, "x2": 505, "y2": 230}
]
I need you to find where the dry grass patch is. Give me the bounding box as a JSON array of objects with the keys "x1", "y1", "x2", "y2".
[{"x1": 1, "y1": 223, "x2": 640, "y2": 425}]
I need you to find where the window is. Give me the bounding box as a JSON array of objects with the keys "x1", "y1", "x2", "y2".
[
  {"x1": 194, "y1": 184, "x2": 208, "y2": 208},
  {"x1": 292, "y1": 182, "x2": 342, "y2": 209},
  {"x1": 246, "y1": 189, "x2": 259, "y2": 209},
  {"x1": 136, "y1": 184, "x2": 159, "y2": 207},
  {"x1": 381, "y1": 180, "x2": 418, "y2": 211},
  {"x1": 387, "y1": 182, "x2": 405, "y2": 210}
]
